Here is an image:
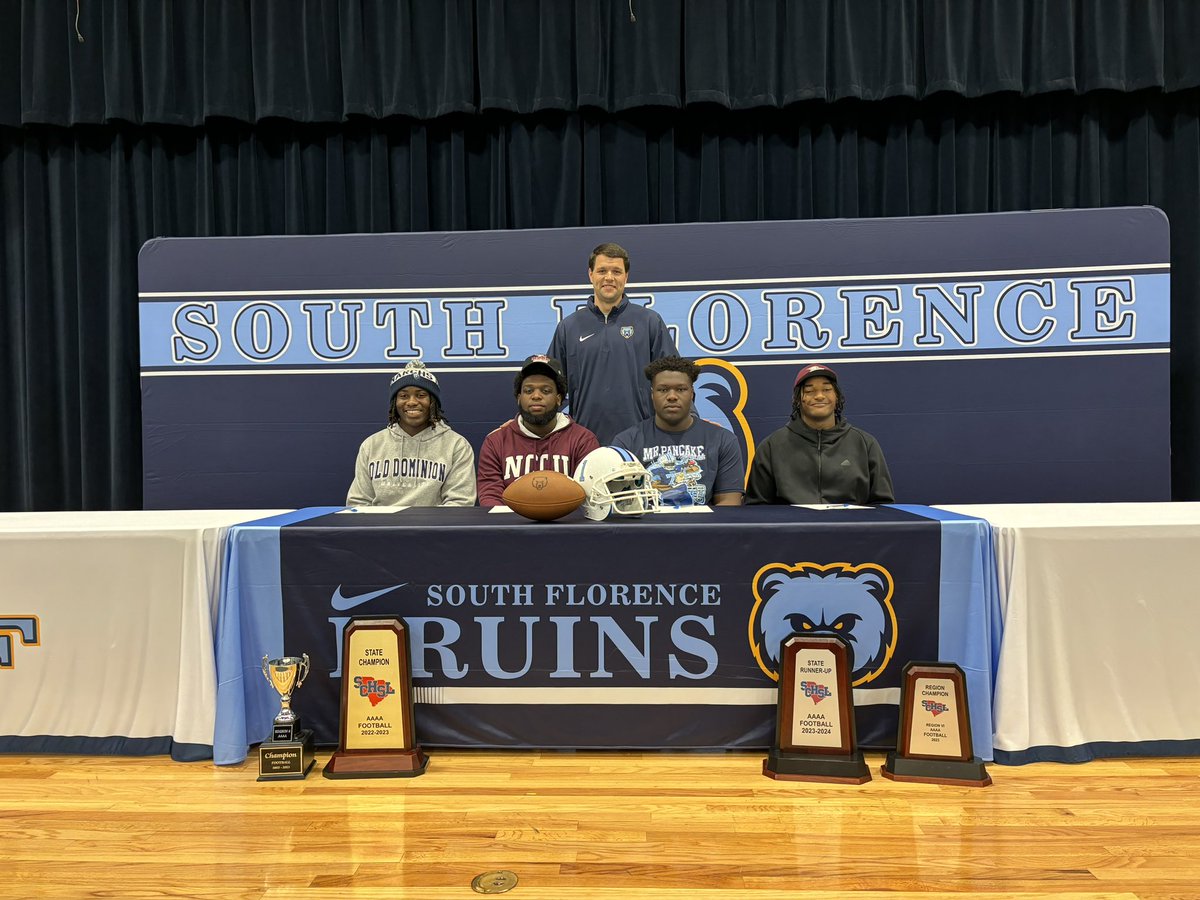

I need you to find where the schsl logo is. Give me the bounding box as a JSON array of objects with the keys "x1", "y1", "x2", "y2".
[
  {"x1": 354, "y1": 676, "x2": 396, "y2": 706},
  {"x1": 0, "y1": 617, "x2": 41, "y2": 669},
  {"x1": 800, "y1": 680, "x2": 831, "y2": 704},
  {"x1": 921, "y1": 699, "x2": 949, "y2": 717}
]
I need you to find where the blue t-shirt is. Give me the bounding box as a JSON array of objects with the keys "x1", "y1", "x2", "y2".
[{"x1": 612, "y1": 417, "x2": 745, "y2": 507}]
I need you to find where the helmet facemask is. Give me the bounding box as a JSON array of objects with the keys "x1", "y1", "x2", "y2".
[{"x1": 574, "y1": 448, "x2": 661, "y2": 521}]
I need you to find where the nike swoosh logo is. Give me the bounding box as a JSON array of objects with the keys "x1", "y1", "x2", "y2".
[
  {"x1": 330, "y1": 583, "x2": 408, "y2": 611},
  {"x1": 579, "y1": 333, "x2": 595, "y2": 342}
]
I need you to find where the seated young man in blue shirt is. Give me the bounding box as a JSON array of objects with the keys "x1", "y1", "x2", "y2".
[{"x1": 612, "y1": 356, "x2": 744, "y2": 507}]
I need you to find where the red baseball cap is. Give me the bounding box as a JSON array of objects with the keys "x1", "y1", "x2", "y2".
[{"x1": 794, "y1": 364, "x2": 838, "y2": 389}]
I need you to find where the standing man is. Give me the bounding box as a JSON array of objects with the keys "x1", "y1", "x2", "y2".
[
  {"x1": 548, "y1": 242, "x2": 678, "y2": 444},
  {"x1": 612, "y1": 356, "x2": 744, "y2": 507},
  {"x1": 746, "y1": 363, "x2": 894, "y2": 505},
  {"x1": 476, "y1": 355, "x2": 600, "y2": 507}
]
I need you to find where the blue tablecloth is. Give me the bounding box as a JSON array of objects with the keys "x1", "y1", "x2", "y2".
[{"x1": 214, "y1": 504, "x2": 1000, "y2": 765}]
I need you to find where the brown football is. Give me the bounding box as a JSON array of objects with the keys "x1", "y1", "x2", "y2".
[{"x1": 502, "y1": 470, "x2": 587, "y2": 521}]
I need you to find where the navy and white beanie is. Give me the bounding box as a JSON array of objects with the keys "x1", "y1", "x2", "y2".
[{"x1": 388, "y1": 359, "x2": 443, "y2": 406}]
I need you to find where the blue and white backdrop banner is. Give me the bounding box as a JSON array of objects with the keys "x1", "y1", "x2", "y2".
[{"x1": 139, "y1": 208, "x2": 1171, "y2": 508}]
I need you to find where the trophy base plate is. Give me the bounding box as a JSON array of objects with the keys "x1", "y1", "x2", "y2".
[
  {"x1": 763, "y1": 750, "x2": 872, "y2": 784},
  {"x1": 881, "y1": 751, "x2": 992, "y2": 787},
  {"x1": 322, "y1": 746, "x2": 429, "y2": 779},
  {"x1": 271, "y1": 717, "x2": 303, "y2": 743},
  {"x1": 257, "y1": 730, "x2": 316, "y2": 781}
]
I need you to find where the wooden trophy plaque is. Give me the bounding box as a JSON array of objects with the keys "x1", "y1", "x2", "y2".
[
  {"x1": 881, "y1": 661, "x2": 991, "y2": 786},
  {"x1": 322, "y1": 616, "x2": 428, "y2": 778},
  {"x1": 763, "y1": 634, "x2": 870, "y2": 784}
]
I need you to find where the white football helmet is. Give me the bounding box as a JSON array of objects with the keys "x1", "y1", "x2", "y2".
[{"x1": 573, "y1": 446, "x2": 661, "y2": 521}]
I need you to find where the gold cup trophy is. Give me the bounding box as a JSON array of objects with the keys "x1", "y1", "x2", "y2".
[{"x1": 257, "y1": 654, "x2": 316, "y2": 780}]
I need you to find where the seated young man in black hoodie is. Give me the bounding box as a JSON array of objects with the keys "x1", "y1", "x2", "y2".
[{"x1": 746, "y1": 364, "x2": 894, "y2": 506}]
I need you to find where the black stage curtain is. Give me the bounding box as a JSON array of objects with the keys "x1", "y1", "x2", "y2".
[
  {"x1": 1, "y1": 1, "x2": 1198, "y2": 510},
  {"x1": 3, "y1": 0, "x2": 1198, "y2": 124}
]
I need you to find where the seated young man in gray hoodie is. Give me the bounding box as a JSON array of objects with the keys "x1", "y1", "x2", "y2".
[
  {"x1": 746, "y1": 363, "x2": 894, "y2": 506},
  {"x1": 346, "y1": 360, "x2": 477, "y2": 507}
]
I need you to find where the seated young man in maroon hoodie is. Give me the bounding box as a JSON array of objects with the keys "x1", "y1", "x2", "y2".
[{"x1": 476, "y1": 355, "x2": 600, "y2": 507}]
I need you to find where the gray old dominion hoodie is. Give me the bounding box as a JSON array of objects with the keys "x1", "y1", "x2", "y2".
[{"x1": 346, "y1": 421, "x2": 477, "y2": 507}]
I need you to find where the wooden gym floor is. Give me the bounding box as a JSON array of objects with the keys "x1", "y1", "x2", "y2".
[{"x1": 2, "y1": 749, "x2": 1199, "y2": 899}]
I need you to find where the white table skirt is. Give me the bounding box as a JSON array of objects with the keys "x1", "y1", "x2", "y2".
[
  {"x1": 0, "y1": 510, "x2": 285, "y2": 757},
  {"x1": 940, "y1": 503, "x2": 1200, "y2": 763}
]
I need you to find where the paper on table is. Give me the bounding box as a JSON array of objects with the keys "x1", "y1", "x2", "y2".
[{"x1": 792, "y1": 504, "x2": 868, "y2": 510}]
